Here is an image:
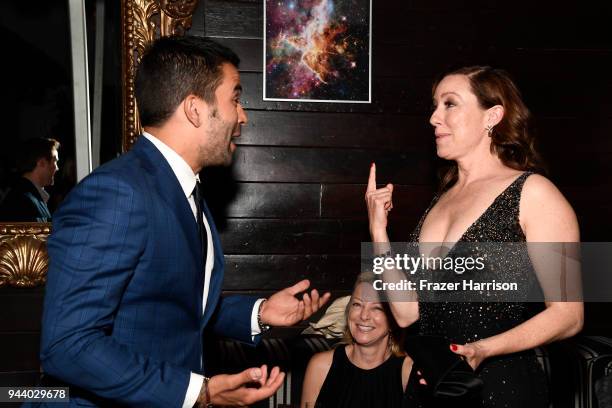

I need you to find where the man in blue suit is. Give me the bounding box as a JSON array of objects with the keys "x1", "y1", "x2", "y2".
[{"x1": 37, "y1": 36, "x2": 330, "y2": 407}]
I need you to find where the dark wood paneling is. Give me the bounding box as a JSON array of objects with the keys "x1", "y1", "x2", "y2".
[
  {"x1": 218, "y1": 217, "x2": 418, "y2": 255},
  {"x1": 220, "y1": 183, "x2": 321, "y2": 218},
  {"x1": 223, "y1": 254, "x2": 360, "y2": 290},
  {"x1": 537, "y1": 117, "x2": 612, "y2": 154},
  {"x1": 0, "y1": 288, "x2": 45, "y2": 332},
  {"x1": 211, "y1": 178, "x2": 611, "y2": 223},
  {"x1": 0, "y1": 372, "x2": 40, "y2": 388},
  {"x1": 374, "y1": 2, "x2": 612, "y2": 49},
  {"x1": 232, "y1": 146, "x2": 435, "y2": 184},
  {"x1": 561, "y1": 185, "x2": 612, "y2": 211},
  {"x1": 231, "y1": 145, "x2": 612, "y2": 186},
  {"x1": 219, "y1": 219, "x2": 362, "y2": 254},
  {"x1": 321, "y1": 184, "x2": 434, "y2": 219},
  {"x1": 195, "y1": 0, "x2": 262, "y2": 38},
  {"x1": 239, "y1": 111, "x2": 433, "y2": 150},
  {"x1": 207, "y1": 182, "x2": 435, "y2": 220},
  {"x1": 196, "y1": 1, "x2": 612, "y2": 49},
  {"x1": 0, "y1": 333, "x2": 40, "y2": 371},
  {"x1": 212, "y1": 38, "x2": 262, "y2": 72},
  {"x1": 546, "y1": 154, "x2": 612, "y2": 186}
]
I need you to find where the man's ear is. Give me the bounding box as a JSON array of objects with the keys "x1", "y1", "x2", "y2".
[
  {"x1": 487, "y1": 105, "x2": 504, "y2": 127},
  {"x1": 183, "y1": 94, "x2": 206, "y2": 128},
  {"x1": 35, "y1": 157, "x2": 48, "y2": 170}
]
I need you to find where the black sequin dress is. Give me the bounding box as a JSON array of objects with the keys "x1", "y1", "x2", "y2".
[{"x1": 411, "y1": 172, "x2": 549, "y2": 407}]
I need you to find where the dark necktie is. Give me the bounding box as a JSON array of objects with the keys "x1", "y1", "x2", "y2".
[{"x1": 193, "y1": 180, "x2": 208, "y2": 263}]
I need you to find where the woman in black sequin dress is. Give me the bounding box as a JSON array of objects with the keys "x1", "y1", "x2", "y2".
[{"x1": 365, "y1": 66, "x2": 583, "y2": 407}]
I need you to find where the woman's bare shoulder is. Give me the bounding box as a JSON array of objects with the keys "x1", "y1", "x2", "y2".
[
  {"x1": 520, "y1": 173, "x2": 579, "y2": 241},
  {"x1": 302, "y1": 348, "x2": 337, "y2": 406},
  {"x1": 308, "y1": 348, "x2": 335, "y2": 372},
  {"x1": 523, "y1": 173, "x2": 562, "y2": 195},
  {"x1": 521, "y1": 173, "x2": 573, "y2": 210}
]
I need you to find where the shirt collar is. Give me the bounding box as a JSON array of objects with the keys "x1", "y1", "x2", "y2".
[
  {"x1": 142, "y1": 131, "x2": 199, "y2": 198},
  {"x1": 23, "y1": 176, "x2": 49, "y2": 203},
  {"x1": 37, "y1": 185, "x2": 50, "y2": 203}
]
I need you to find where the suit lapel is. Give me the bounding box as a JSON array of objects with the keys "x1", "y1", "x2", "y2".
[
  {"x1": 201, "y1": 198, "x2": 224, "y2": 327},
  {"x1": 131, "y1": 137, "x2": 203, "y2": 274},
  {"x1": 132, "y1": 136, "x2": 224, "y2": 327}
]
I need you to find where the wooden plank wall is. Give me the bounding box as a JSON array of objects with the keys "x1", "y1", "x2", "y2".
[
  {"x1": 193, "y1": 0, "x2": 612, "y2": 331},
  {"x1": 0, "y1": 287, "x2": 45, "y2": 388}
]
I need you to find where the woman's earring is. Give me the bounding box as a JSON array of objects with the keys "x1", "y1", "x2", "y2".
[{"x1": 486, "y1": 125, "x2": 493, "y2": 137}]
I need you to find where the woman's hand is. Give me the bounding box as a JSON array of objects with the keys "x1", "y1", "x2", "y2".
[
  {"x1": 365, "y1": 163, "x2": 393, "y2": 241},
  {"x1": 450, "y1": 341, "x2": 491, "y2": 370}
]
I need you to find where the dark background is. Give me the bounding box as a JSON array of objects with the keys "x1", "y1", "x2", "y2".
[
  {"x1": 191, "y1": 0, "x2": 612, "y2": 335},
  {"x1": 0, "y1": 2, "x2": 75, "y2": 213},
  {"x1": 0, "y1": 0, "x2": 123, "y2": 213}
]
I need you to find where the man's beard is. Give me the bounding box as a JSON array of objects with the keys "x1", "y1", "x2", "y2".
[{"x1": 200, "y1": 116, "x2": 235, "y2": 167}]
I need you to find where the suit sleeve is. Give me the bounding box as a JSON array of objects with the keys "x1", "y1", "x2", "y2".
[
  {"x1": 40, "y1": 171, "x2": 190, "y2": 407},
  {"x1": 209, "y1": 294, "x2": 261, "y2": 344}
]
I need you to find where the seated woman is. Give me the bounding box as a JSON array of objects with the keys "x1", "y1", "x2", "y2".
[{"x1": 301, "y1": 273, "x2": 422, "y2": 408}]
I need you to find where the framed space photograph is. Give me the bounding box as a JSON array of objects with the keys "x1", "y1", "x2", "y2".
[{"x1": 264, "y1": 0, "x2": 372, "y2": 103}]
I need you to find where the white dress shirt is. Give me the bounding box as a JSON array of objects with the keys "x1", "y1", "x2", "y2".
[{"x1": 143, "y1": 132, "x2": 264, "y2": 408}]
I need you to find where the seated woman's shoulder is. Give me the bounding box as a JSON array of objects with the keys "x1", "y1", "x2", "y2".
[
  {"x1": 308, "y1": 348, "x2": 335, "y2": 372},
  {"x1": 302, "y1": 348, "x2": 337, "y2": 406}
]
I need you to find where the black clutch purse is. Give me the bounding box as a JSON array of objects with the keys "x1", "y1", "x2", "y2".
[{"x1": 404, "y1": 335, "x2": 484, "y2": 398}]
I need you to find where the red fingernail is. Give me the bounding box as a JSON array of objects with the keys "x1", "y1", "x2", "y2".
[
  {"x1": 450, "y1": 344, "x2": 458, "y2": 351},
  {"x1": 371, "y1": 162, "x2": 375, "y2": 167}
]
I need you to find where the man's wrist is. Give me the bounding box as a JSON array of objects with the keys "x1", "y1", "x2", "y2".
[
  {"x1": 195, "y1": 376, "x2": 212, "y2": 408},
  {"x1": 257, "y1": 299, "x2": 271, "y2": 332}
]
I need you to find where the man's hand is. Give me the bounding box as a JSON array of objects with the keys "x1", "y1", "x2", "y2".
[
  {"x1": 202, "y1": 365, "x2": 285, "y2": 406},
  {"x1": 365, "y1": 163, "x2": 393, "y2": 240},
  {"x1": 259, "y1": 280, "x2": 331, "y2": 327}
]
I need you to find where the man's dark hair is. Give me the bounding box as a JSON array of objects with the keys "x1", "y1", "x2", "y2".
[
  {"x1": 16, "y1": 137, "x2": 60, "y2": 174},
  {"x1": 135, "y1": 36, "x2": 240, "y2": 127}
]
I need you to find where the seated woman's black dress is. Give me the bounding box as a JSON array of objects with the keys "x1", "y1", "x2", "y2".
[
  {"x1": 411, "y1": 172, "x2": 549, "y2": 407},
  {"x1": 315, "y1": 346, "x2": 423, "y2": 408}
]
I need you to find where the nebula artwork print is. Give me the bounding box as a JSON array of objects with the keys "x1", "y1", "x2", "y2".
[{"x1": 264, "y1": 0, "x2": 371, "y2": 103}]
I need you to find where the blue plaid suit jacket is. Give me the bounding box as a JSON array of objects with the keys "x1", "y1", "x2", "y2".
[{"x1": 33, "y1": 137, "x2": 258, "y2": 407}]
